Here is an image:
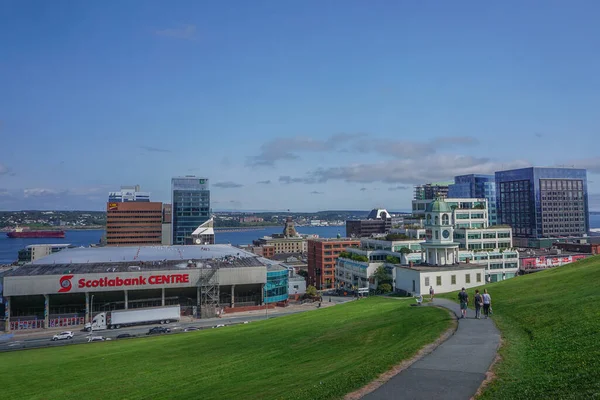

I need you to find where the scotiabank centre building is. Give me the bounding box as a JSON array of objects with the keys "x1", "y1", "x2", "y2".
[{"x1": 1, "y1": 245, "x2": 289, "y2": 332}]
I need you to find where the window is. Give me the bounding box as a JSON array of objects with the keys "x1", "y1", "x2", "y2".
[
  {"x1": 476, "y1": 273, "x2": 482, "y2": 282},
  {"x1": 465, "y1": 274, "x2": 471, "y2": 284},
  {"x1": 436, "y1": 276, "x2": 442, "y2": 286},
  {"x1": 424, "y1": 277, "x2": 430, "y2": 286},
  {"x1": 451, "y1": 275, "x2": 456, "y2": 285}
]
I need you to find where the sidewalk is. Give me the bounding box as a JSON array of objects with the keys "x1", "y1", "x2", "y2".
[{"x1": 362, "y1": 299, "x2": 500, "y2": 400}]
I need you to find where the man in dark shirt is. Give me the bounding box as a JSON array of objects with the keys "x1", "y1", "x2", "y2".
[
  {"x1": 474, "y1": 289, "x2": 483, "y2": 319},
  {"x1": 458, "y1": 288, "x2": 468, "y2": 319}
]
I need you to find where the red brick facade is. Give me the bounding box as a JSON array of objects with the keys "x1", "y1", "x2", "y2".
[{"x1": 307, "y1": 239, "x2": 360, "y2": 290}]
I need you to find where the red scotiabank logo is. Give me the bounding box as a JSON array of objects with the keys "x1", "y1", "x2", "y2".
[{"x1": 58, "y1": 275, "x2": 74, "y2": 293}]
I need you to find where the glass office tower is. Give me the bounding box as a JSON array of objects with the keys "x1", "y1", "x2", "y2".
[
  {"x1": 495, "y1": 167, "x2": 589, "y2": 238},
  {"x1": 448, "y1": 175, "x2": 497, "y2": 225},
  {"x1": 171, "y1": 176, "x2": 211, "y2": 245}
]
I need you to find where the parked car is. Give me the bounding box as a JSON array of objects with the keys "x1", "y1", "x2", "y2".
[
  {"x1": 147, "y1": 326, "x2": 170, "y2": 335},
  {"x1": 184, "y1": 327, "x2": 199, "y2": 332},
  {"x1": 87, "y1": 336, "x2": 105, "y2": 342},
  {"x1": 116, "y1": 333, "x2": 134, "y2": 339},
  {"x1": 213, "y1": 324, "x2": 225, "y2": 329},
  {"x1": 52, "y1": 331, "x2": 74, "y2": 341}
]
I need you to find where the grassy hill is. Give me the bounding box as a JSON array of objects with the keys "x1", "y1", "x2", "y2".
[
  {"x1": 443, "y1": 256, "x2": 600, "y2": 399},
  {"x1": 0, "y1": 297, "x2": 451, "y2": 400}
]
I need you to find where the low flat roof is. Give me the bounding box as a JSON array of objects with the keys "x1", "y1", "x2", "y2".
[
  {"x1": 518, "y1": 249, "x2": 586, "y2": 258},
  {"x1": 28, "y1": 244, "x2": 256, "y2": 265},
  {"x1": 6, "y1": 254, "x2": 266, "y2": 277},
  {"x1": 398, "y1": 263, "x2": 485, "y2": 272}
]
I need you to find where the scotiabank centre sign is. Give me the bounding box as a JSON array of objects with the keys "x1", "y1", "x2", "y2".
[{"x1": 57, "y1": 272, "x2": 193, "y2": 294}]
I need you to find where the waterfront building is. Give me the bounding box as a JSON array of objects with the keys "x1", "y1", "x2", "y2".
[
  {"x1": 108, "y1": 185, "x2": 150, "y2": 202},
  {"x1": 495, "y1": 167, "x2": 589, "y2": 238},
  {"x1": 307, "y1": 238, "x2": 360, "y2": 290},
  {"x1": 17, "y1": 244, "x2": 74, "y2": 264},
  {"x1": 186, "y1": 218, "x2": 215, "y2": 245},
  {"x1": 1, "y1": 245, "x2": 289, "y2": 332},
  {"x1": 413, "y1": 182, "x2": 452, "y2": 200},
  {"x1": 346, "y1": 208, "x2": 392, "y2": 238},
  {"x1": 448, "y1": 174, "x2": 497, "y2": 225},
  {"x1": 171, "y1": 176, "x2": 211, "y2": 245},
  {"x1": 106, "y1": 186, "x2": 162, "y2": 246}
]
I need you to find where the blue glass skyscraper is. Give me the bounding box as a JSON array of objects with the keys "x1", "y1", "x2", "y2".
[
  {"x1": 495, "y1": 167, "x2": 589, "y2": 238},
  {"x1": 171, "y1": 176, "x2": 211, "y2": 245},
  {"x1": 448, "y1": 174, "x2": 497, "y2": 225}
]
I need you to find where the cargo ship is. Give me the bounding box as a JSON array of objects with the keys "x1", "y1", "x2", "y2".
[{"x1": 6, "y1": 227, "x2": 66, "y2": 239}]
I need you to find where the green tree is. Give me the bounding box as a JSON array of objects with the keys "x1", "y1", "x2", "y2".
[
  {"x1": 306, "y1": 285, "x2": 318, "y2": 297},
  {"x1": 385, "y1": 233, "x2": 409, "y2": 241},
  {"x1": 297, "y1": 270, "x2": 308, "y2": 279},
  {"x1": 386, "y1": 255, "x2": 401, "y2": 264},
  {"x1": 373, "y1": 266, "x2": 392, "y2": 286},
  {"x1": 399, "y1": 247, "x2": 411, "y2": 254},
  {"x1": 378, "y1": 283, "x2": 392, "y2": 293}
]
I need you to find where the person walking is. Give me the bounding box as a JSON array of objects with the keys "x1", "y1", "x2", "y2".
[
  {"x1": 474, "y1": 289, "x2": 483, "y2": 319},
  {"x1": 482, "y1": 289, "x2": 492, "y2": 319},
  {"x1": 458, "y1": 288, "x2": 468, "y2": 319},
  {"x1": 429, "y1": 286, "x2": 435, "y2": 301}
]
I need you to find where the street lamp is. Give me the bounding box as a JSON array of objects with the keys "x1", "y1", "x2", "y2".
[{"x1": 89, "y1": 295, "x2": 94, "y2": 334}]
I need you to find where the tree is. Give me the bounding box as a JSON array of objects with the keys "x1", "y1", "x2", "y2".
[
  {"x1": 386, "y1": 255, "x2": 401, "y2": 264},
  {"x1": 297, "y1": 270, "x2": 308, "y2": 279},
  {"x1": 399, "y1": 247, "x2": 411, "y2": 254},
  {"x1": 305, "y1": 285, "x2": 318, "y2": 297},
  {"x1": 373, "y1": 266, "x2": 392, "y2": 286},
  {"x1": 378, "y1": 283, "x2": 392, "y2": 293},
  {"x1": 385, "y1": 233, "x2": 409, "y2": 241}
]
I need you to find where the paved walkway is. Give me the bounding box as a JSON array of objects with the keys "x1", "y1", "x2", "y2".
[{"x1": 363, "y1": 299, "x2": 500, "y2": 400}]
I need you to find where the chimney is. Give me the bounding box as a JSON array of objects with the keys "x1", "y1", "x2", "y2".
[{"x1": 409, "y1": 261, "x2": 414, "y2": 268}]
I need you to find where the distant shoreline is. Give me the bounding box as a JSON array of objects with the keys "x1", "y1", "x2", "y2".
[{"x1": 0, "y1": 226, "x2": 106, "y2": 232}]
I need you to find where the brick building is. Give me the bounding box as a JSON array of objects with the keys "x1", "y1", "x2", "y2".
[
  {"x1": 106, "y1": 201, "x2": 163, "y2": 246},
  {"x1": 307, "y1": 238, "x2": 360, "y2": 290}
]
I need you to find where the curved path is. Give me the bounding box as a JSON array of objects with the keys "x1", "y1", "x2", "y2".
[{"x1": 362, "y1": 298, "x2": 500, "y2": 400}]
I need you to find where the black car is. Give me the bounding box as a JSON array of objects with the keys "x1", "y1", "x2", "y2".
[
  {"x1": 147, "y1": 326, "x2": 170, "y2": 335},
  {"x1": 117, "y1": 333, "x2": 134, "y2": 339}
]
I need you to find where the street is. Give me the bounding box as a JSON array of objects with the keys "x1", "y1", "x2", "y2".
[{"x1": 0, "y1": 296, "x2": 354, "y2": 352}]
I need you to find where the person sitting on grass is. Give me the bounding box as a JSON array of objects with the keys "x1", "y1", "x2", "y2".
[{"x1": 458, "y1": 287, "x2": 468, "y2": 319}]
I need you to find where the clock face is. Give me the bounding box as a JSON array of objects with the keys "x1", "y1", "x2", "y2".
[{"x1": 442, "y1": 230, "x2": 450, "y2": 239}]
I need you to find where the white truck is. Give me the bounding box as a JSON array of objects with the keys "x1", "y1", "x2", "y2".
[{"x1": 85, "y1": 305, "x2": 181, "y2": 331}]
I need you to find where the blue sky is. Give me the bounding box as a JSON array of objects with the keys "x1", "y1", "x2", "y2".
[{"x1": 1, "y1": 1, "x2": 599, "y2": 211}]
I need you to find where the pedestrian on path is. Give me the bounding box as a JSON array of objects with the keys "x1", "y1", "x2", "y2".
[
  {"x1": 474, "y1": 289, "x2": 483, "y2": 319},
  {"x1": 482, "y1": 289, "x2": 492, "y2": 318},
  {"x1": 458, "y1": 288, "x2": 468, "y2": 319},
  {"x1": 429, "y1": 286, "x2": 435, "y2": 301}
]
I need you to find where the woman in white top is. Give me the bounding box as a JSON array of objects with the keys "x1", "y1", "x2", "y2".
[{"x1": 482, "y1": 289, "x2": 492, "y2": 319}]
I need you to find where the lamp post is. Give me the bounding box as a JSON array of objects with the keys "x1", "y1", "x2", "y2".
[{"x1": 90, "y1": 295, "x2": 94, "y2": 334}]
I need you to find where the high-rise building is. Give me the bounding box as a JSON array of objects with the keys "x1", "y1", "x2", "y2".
[
  {"x1": 106, "y1": 186, "x2": 162, "y2": 246},
  {"x1": 171, "y1": 176, "x2": 210, "y2": 245},
  {"x1": 307, "y1": 238, "x2": 360, "y2": 290},
  {"x1": 346, "y1": 209, "x2": 392, "y2": 237},
  {"x1": 448, "y1": 175, "x2": 497, "y2": 225},
  {"x1": 108, "y1": 185, "x2": 150, "y2": 202},
  {"x1": 414, "y1": 182, "x2": 452, "y2": 200},
  {"x1": 495, "y1": 167, "x2": 589, "y2": 238}
]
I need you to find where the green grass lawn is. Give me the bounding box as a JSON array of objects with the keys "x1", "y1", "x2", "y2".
[
  {"x1": 442, "y1": 256, "x2": 600, "y2": 399},
  {"x1": 0, "y1": 297, "x2": 451, "y2": 400}
]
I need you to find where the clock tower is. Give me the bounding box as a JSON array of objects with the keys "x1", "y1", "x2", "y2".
[{"x1": 421, "y1": 198, "x2": 459, "y2": 266}]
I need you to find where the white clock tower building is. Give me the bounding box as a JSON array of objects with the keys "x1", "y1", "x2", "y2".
[{"x1": 421, "y1": 198, "x2": 459, "y2": 266}]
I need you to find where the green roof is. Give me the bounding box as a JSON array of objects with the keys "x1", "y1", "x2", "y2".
[{"x1": 426, "y1": 198, "x2": 452, "y2": 213}]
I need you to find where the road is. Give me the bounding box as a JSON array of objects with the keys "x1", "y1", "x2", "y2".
[{"x1": 0, "y1": 296, "x2": 353, "y2": 352}]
